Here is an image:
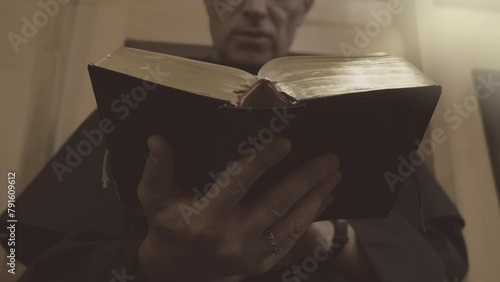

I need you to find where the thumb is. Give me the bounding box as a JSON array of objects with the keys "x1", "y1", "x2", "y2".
[{"x1": 138, "y1": 135, "x2": 176, "y2": 208}]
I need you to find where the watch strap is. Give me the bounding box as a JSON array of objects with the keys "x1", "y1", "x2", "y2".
[{"x1": 331, "y1": 219, "x2": 349, "y2": 260}]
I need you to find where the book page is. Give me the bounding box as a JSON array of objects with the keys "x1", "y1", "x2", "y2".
[
  {"x1": 96, "y1": 47, "x2": 257, "y2": 105},
  {"x1": 258, "y1": 54, "x2": 436, "y2": 101}
]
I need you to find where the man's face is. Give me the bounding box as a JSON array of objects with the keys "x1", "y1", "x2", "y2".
[{"x1": 205, "y1": 0, "x2": 313, "y2": 67}]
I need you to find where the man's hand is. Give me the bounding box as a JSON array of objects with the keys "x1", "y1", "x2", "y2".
[
  {"x1": 271, "y1": 220, "x2": 336, "y2": 271},
  {"x1": 273, "y1": 220, "x2": 375, "y2": 282},
  {"x1": 137, "y1": 135, "x2": 342, "y2": 282}
]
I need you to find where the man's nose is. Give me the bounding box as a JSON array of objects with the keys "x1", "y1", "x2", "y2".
[{"x1": 242, "y1": 0, "x2": 268, "y2": 20}]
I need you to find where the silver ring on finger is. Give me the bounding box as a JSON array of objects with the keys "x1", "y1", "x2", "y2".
[{"x1": 264, "y1": 230, "x2": 281, "y2": 254}]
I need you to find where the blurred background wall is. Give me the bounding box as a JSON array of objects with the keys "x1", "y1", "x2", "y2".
[{"x1": 1, "y1": 0, "x2": 499, "y2": 281}]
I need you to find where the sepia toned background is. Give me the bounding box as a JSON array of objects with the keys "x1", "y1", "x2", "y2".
[{"x1": 1, "y1": 0, "x2": 499, "y2": 281}]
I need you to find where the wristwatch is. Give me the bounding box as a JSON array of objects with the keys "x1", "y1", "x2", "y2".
[{"x1": 331, "y1": 219, "x2": 349, "y2": 260}]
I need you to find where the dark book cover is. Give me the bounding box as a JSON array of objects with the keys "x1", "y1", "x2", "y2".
[{"x1": 88, "y1": 60, "x2": 441, "y2": 219}]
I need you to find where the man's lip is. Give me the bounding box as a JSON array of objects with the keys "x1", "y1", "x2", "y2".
[{"x1": 232, "y1": 30, "x2": 273, "y2": 39}]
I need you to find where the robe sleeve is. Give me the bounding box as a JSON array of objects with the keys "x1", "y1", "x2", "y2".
[{"x1": 349, "y1": 165, "x2": 468, "y2": 282}]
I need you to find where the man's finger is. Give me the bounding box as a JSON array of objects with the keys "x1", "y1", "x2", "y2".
[
  {"x1": 241, "y1": 154, "x2": 340, "y2": 235},
  {"x1": 252, "y1": 172, "x2": 342, "y2": 262},
  {"x1": 205, "y1": 137, "x2": 292, "y2": 214},
  {"x1": 138, "y1": 135, "x2": 176, "y2": 209}
]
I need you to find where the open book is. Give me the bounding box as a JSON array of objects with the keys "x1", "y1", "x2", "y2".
[{"x1": 89, "y1": 47, "x2": 441, "y2": 219}]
